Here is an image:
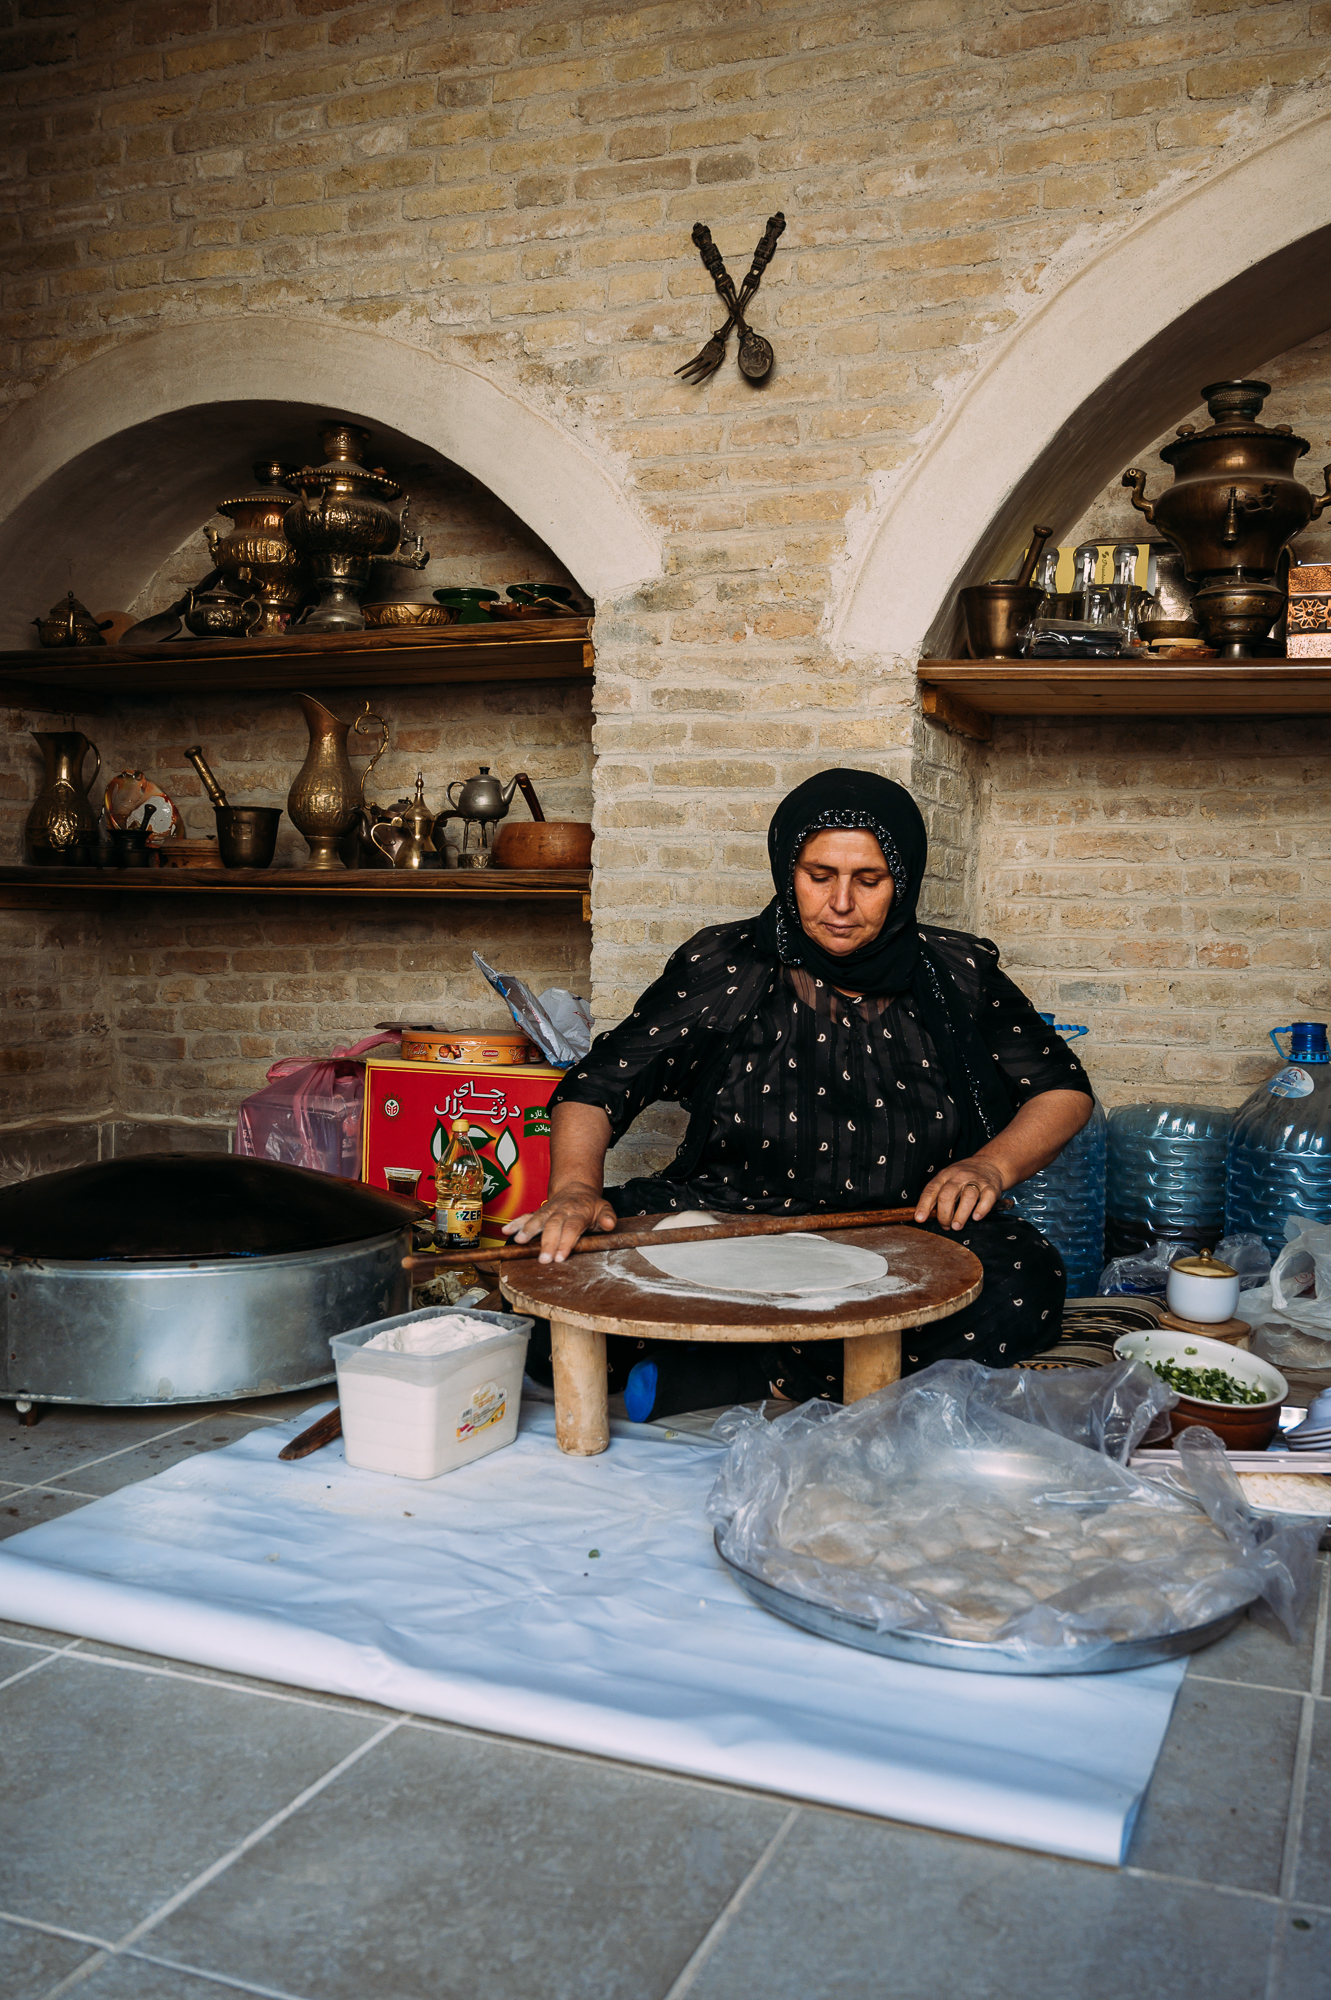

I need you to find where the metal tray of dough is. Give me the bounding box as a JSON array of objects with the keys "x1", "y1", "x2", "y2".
[{"x1": 715, "y1": 1534, "x2": 1245, "y2": 1674}]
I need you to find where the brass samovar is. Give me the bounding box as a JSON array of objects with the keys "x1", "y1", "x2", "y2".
[
  {"x1": 204, "y1": 464, "x2": 308, "y2": 636},
  {"x1": 1123, "y1": 380, "x2": 1331, "y2": 657},
  {"x1": 281, "y1": 423, "x2": 429, "y2": 632}
]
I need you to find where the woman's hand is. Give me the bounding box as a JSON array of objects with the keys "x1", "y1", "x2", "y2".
[
  {"x1": 504, "y1": 1101, "x2": 616, "y2": 1262},
  {"x1": 914, "y1": 1091, "x2": 1092, "y2": 1232},
  {"x1": 914, "y1": 1158, "x2": 1006, "y2": 1231},
  {"x1": 503, "y1": 1180, "x2": 617, "y2": 1264}
]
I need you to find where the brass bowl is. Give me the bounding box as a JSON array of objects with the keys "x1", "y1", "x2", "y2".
[
  {"x1": 361, "y1": 601, "x2": 457, "y2": 630},
  {"x1": 1139, "y1": 616, "x2": 1202, "y2": 645}
]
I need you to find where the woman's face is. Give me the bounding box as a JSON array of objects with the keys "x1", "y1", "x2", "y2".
[{"x1": 792, "y1": 829, "x2": 895, "y2": 957}]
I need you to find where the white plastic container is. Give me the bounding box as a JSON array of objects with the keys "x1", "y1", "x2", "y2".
[{"x1": 331, "y1": 1305, "x2": 532, "y2": 1480}]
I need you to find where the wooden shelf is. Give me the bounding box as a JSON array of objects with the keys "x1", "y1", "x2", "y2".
[
  {"x1": 917, "y1": 657, "x2": 1331, "y2": 738},
  {"x1": 0, "y1": 866, "x2": 592, "y2": 920},
  {"x1": 0, "y1": 619, "x2": 593, "y2": 702}
]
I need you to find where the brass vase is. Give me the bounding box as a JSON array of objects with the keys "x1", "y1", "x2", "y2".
[
  {"x1": 204, "y1": 472, "x2": 308, "y2": 636},
  {"x1": 26, "y1": 730, "x2": 101, "y2": 866},
  {"x1": 286, "y1": 694, "x2": 388, "y2": 870}
]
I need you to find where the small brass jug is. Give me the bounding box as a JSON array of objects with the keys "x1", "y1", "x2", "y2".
[
  {"x1": 286, "y1": 694, "x2": 387, "y2": 869},
  {"x1": 26, "y1": 730, "x2": 101, "y2": 865},
  {"x1": 369, "y1": 772, "x2": 437, "y2": 869}
]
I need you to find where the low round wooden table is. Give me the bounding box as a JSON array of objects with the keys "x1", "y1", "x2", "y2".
[{"x1": 501, "y1": 1224, "x2": 982, "y2": 1455}]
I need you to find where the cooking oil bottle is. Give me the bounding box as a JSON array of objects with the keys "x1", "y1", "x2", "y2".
[{"x1": 435, "y1": 1117, "x2": 485, "y2": 1248}]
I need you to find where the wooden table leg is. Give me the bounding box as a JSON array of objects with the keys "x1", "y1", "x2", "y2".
[
  {"x1": 842, "y1": 1327, "x2": 902, "y2": 1403},
  {"x1": 550, "y1": 1316, "x2": 609, "y2": 1456}
]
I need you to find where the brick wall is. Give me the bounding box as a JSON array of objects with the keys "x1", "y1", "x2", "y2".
[{"x1": 3, "y1": 0, "x2": 1331, "y2": 1175}]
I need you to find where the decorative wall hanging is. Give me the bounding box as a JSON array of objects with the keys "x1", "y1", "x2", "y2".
[{"x1": 676, "y1": 212, "x2": 785, "y2": 385}]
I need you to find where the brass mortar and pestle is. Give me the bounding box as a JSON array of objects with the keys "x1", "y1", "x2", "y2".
[
  {"x1": 186, "y1": 747, "x2": 283, "y2": 869},
  {"x1": 959, "y1": 524, "x2": 1053, "y2": 658}
]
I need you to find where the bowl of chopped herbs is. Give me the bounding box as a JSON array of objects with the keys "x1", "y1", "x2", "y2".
[{"x1": 1113, "y1": 1328, "x2": 1288, "y2": 1450}]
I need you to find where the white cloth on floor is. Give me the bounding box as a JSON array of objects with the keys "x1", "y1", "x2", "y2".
[{"x1": 0, "y1": 1403, "x2": 1186, "y2": 1865}]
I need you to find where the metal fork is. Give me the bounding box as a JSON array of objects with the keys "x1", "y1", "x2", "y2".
[{"x1": 676, "y1": 308, "x2": 741, "y2": 383}]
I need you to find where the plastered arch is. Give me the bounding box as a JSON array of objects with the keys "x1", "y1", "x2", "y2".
[
  {"x1": 0, "y1": 317, "x2": 661, "y2": 647},
  {"x1": 836, "y1": 111, "x2": 1331, "y2": 661}
]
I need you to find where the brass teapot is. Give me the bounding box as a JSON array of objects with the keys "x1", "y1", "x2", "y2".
[
  {"x1": 33, "y1": 592, "x2": 110, "y2": 648},
  {"x1": 1123, "y1": 380, "x2": 1331, "y2": 656},
  {"x1": 183, "y1": 581, "x2": 263, "y2": 639},
  {"x1": 369, "y1": 773, "x2": 438, "y2": 870}
]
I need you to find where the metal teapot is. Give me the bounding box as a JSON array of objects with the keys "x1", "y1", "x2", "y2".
[
  {"x1": 446, "y1": 767, "x2": 517, "y2": 824},
  {"x1": 33, "y1": 592, "x2": 111, "y2": 648},
  {"x1": 183, "y1": 581, "x2": 263, "y2": 639},
  {"x1": 369, "y1": 772, "x2": 437, "y2": 870},
  {"x1": 437, "y1": 767, "x2": 542, "y2": 866}
]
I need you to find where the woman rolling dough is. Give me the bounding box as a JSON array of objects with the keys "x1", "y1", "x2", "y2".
[{"x1": 506, "y1": 769, "x2": 1094, "y2": 1418}]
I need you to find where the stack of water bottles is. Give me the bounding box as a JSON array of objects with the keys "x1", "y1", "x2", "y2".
[
  {"x1": 1009, "y1": 1016, "x2": 1331, "y2": 1301},
  {"x1": 1007, "y1": 1016, "x2": 1107, "y2": 1298},
  {"x1": 1225, "y1": 1022, "x2": 1331, "y2": 1254}
]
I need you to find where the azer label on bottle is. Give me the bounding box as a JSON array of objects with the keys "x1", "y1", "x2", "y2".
[
  {"x1": 1269, "y1": 1065, "x2": 1316, "y2": 1099},
  {"x1": 439, "y1": 1197, "x2": 483, "y2": 1246}
]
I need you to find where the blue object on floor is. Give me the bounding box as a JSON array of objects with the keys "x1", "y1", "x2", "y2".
[{"x1": 624, "y1": 1359, "x2": 658, "y2": 1423}]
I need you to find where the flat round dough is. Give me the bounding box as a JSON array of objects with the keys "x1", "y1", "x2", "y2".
[
  {"x1": 651, "y1": 1211, "x2": 720, "y2": 1231},
  {"x1": 637, "y1": 1230, "x2": 888, "y2": 1296}
]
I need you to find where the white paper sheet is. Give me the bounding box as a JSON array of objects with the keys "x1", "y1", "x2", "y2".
[{"x1": 0, "y1": 1404, "x2": 1186, "y2": 1865}]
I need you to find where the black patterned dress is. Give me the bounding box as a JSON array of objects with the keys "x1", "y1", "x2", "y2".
[{"x1": 549, "y1": 919, "x2": 1094, "y2": 1404}]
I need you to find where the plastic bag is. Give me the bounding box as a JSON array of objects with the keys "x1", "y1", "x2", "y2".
[
  {"x1": 707, "y1": 1360, "x2": 1319, "y2": 1665},
  {"x1": 235, "y1": 1031, "x2": 399, "y2": 1178},
  {"x1": 1098, "y1": 1239, "x2": 1193, "y2": 1296},
  {"x1": 472, "y1": 950, "x2": 591, "y2": 1067},
  {"x1": 1214, "y1": 1232, "x2": 1272, "y2": 1291},
  {"x1": 1236, "y1": 1217, "x2": 1331, "y2": 1347},
  {"x1": 1251, "y1": 1321, "x2": 1331, "y2": 1373}
]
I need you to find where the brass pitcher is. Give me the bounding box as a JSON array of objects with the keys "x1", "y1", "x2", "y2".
[
  {"x1": 26, "y1": 730, "x2": 101, "y2": 865},
  {"x1": 286, "y1": 694, "x2": 387, "y2": 870}
]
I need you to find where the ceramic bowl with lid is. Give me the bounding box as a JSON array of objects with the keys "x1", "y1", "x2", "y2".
[{"x1": 1166, "y1": 1249, "x2": 1241, "y2": 1323}]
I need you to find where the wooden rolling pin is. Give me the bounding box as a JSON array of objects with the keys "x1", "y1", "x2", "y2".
[{"x1": 402, "y1": 1204, "x2": 918, "y2": 1276}]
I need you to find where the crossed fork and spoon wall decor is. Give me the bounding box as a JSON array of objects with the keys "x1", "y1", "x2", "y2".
[{"x1": 676, "y1": 212, "x2": 786, "y2": 385}]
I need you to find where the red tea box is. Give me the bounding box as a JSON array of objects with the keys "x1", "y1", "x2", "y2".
[{"x1": 362, "y1": 1056, "x2": 561, "y2": 1247}]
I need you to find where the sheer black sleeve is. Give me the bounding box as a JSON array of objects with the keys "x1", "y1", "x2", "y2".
[
  {"x1": 549, "y1": 924, "x2": 763, "y2": 1144},
  {"x1": 972, "y1": 940, "x2": 1094, "y2": 1107}
]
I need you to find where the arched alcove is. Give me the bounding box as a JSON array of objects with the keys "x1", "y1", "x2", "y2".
[
  {"x1": 837, "y1": 111, "x2": 1331, "y2": 661},
  {"x1": 0, "y1": 319, "x2": 662, "y2": 648}
]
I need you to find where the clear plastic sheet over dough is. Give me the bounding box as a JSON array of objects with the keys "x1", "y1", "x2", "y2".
[{"x1": 708, "y1": 1361, "x2": 1321, "y2": 1665}]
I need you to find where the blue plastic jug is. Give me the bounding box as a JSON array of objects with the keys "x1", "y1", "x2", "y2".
[
  {"x1": 1105, "y1": 1101, "x2": 1233, "y2": 1258},
  {"x1": 1224, "y1": 1022, "x2": 1331, "y2": 1255},
  {"x1": 1007, "y1": 1019, "x2": 1107, "y2": 1299}
]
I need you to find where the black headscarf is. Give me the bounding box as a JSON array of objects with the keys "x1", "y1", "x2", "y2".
[{"x1": 753, "y1": 767, "x2": 1015, "y2": 1154}]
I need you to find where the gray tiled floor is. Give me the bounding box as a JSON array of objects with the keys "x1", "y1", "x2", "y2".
[{"x1": 1, "y1": 1395, "x2": 1328, "y2": 2000}]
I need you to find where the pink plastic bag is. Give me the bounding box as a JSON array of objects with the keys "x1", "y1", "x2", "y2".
[{"x1": 235, "y1": 1032, "x2": 400, "y2": 1179}]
